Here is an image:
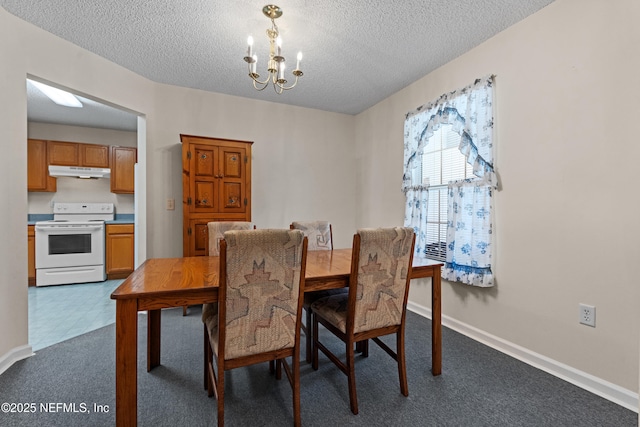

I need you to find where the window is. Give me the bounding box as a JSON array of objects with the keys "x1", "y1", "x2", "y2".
[
  {"x1": 402, "y1": 75, "x2": 495, "y2": 287},
  {"x1": 421, "y1": 125, "x2": 474, "y2": 261}
]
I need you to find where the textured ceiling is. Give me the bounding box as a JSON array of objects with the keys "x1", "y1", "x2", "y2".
[{"x1": 5, "y1": 0, "x2": 555, "y2": 130}]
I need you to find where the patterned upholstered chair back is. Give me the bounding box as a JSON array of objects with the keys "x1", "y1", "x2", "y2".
[
  {"x1": 219, "y1": 229, "x2": 306, "y2": 360},
  {"x1": 208, "y1": 221, "x2": 254, "y2": 256},
  {"x1": 352, "y1": 227, "x2": 415, "y2": 334},
  {"x1": 290, "y1": 221, "x2": 332, "y2": 251}
]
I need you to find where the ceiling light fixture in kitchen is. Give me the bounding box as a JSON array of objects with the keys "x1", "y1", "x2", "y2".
[{"x1": 29, "y1": 80, "x2": 83, "y2": 108}]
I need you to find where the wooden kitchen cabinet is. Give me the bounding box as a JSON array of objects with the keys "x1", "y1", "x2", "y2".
[
  {"x1": 28, "y1": 225, "x2": 35, "y2": 286},
  {"x1": 181, "y1": 135, "x2": 252, "y2": 256},
  {"x1": 106, "y1": 224, "x2": 135, "y2": 279},
  {"x1": 110, "y1": 146, "x2": 136, "y2": 194},
  {"x1": 48, "y1": 141, "x2": 80, "y2": 166},
  {"x1": 29, "y1": 139, "x2": 135, "y2": 193},
  {"x1": 27, "y1": 139, "x2": 56, "y2": 192},
  {"x1": 80, "y1": 143, "x2": 110, "y2": 168},
  {"x1": 49, "y1": 140, "x2": 111, "y2": 168}
]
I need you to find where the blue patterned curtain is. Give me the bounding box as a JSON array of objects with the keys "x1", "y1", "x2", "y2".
[
  {"x1": 402, "y1": 114, "x2": 430, "y2": 256},
  {"x1": 404, "y1": 76, "x2": 496, "y2": 287},
  {"x1": 445, "y1": 178, "x2": 494, "y2": 287}
]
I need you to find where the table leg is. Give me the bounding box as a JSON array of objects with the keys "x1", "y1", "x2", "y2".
[
  {"x1": 431, "y1": 268, "x2": 442, "y2": 376},
  {"x1": 115, "y1": 299, "x2": 138, "y2": 426},
  {"x1": 147, "y1": 309, "x2": 161, "y2": 372}
]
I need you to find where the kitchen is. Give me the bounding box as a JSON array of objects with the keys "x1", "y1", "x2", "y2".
[{"x1": 26, "y1": 80, "x2": 139, "y2": 349}]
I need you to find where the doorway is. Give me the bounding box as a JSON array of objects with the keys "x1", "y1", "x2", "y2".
[{"x1": 26, "y1": 77, "x2": 146, "y2": 349}]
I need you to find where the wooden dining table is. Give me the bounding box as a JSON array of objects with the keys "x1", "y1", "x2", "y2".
[{"x1": 110, "y1": 248, "x2": 443, "y2": 426}]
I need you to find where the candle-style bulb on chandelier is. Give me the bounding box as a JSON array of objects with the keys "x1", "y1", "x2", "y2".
[{"x1": 243, "y1": 4, "x2": 303, "y2": 94}]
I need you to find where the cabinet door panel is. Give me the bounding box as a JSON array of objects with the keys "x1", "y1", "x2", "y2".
[
  {"x1": 189, "y1": 145, "x2": 219, "y2": 213},
  {"x1": 106, "y1": 224, "x2": 135, "y2": 279},
  {"x1": 189, "y1": 219, "x2": 211, "y2": 257},
  {"x1": 27, "y1": 139, "x2": 48, "y2": 191},
  {"x1": 221, "y1": 182, "x2": 243, "y2": 210},
  {"x1": 48, "y1": 141, "x2": 79, "y2": 166},
  {"x1": 107, "y1": 234, "x2": 135, "y2": 273},
  {"x1": 81, "y1": 144, "x2": 110, "y2": 168},
  {"x1": 194, "y1": 181, "x2": 217, "y2": 209},
  {"x1": 218, "y1": 147, "x2": 246, "y2": 213},
  {"x1": 111, "y1": 146, "x2": 136, "y2": 194},
  {"x1": 194, "y1": 147, "x2": 216, "y2": 176},
  {"x1": 27, "y1": 139, "x2": 56, "y2": 192},
  {"x1": 221, "y1": 149, "x2": 243, "y2": 178}
]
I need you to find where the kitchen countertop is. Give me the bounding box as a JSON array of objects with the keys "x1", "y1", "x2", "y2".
[
  {"x1": 106, "y1": 218, "x2": 135, "y2": 225},
  {"x1": 106, "y1": 214, "x2": 135, "y2": 224}
]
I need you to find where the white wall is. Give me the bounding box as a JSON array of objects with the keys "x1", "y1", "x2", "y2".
[
  {"x1": 355, "y1": 0, "x2": 640, "y2": 402},
  {"x1": 28, "y1": 122, "x2": 137, "y2": 147},
  {"x1": 28, "y1": 178, "x2": 135, "y2": 214},
  {"x1": 0, "y1": 6, "x2": 356, "y2": 371},
  {"x1": 146, "y1": 83, "x2": 356, "y2": 256}
]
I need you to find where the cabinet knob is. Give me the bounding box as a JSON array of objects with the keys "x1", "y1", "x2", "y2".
[{"x1": 200, "y1": 154, "x2": 207, "y2": 160}]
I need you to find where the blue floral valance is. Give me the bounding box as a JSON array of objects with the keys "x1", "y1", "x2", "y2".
[{"x1": 403, "y1": 75, "x2": 496, "y2": 192}]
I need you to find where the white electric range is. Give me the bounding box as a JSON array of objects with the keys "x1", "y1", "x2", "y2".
[{"x1": 35, "y1": 202, "x2": 114, "y2": 286}]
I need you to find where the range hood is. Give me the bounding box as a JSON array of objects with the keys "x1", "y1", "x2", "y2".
[{"x1": 48, "y1": 165, "x2": 111, "y2": 179}]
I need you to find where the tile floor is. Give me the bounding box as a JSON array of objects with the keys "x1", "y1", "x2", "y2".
[{"x1": 28, "y1": 279, "x2": 124, "y2": 351}]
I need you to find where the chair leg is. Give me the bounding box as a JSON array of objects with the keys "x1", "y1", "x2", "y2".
[
  {"x1": 276, "y1": 359, "x2": 282, "y2": 380},
  {"x1": 397, "y1": 330, "x2": 408, "y2": 396},
  {"x1": 217, "y1": 370, "x2": 225, "y2": 427},
  {"x1": 204, "y1": 325, "x2": 208, "y2": 390},
  {"x1": 292, "y1": 356, "x2": 301, "y2": 427},
  {"x1": 183, "y1": 305, "x2": 188, "y2": 316},
  {"x1": 312, "y1": 313, "x2": 319, "y2": 371},
  {"x1": 205, "y1": 329, "x2": 215, "y2": 398},
  {"x1": 305, "y1": 306, "x2": 312, "y2": 363},
  {"x1": 346, "y1": 338, "x2": 358, "y2": 415}
]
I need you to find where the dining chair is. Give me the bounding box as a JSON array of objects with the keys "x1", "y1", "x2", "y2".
[
  {"x1": 290, "y1": 220, "x2": 333, "y2": 251},
  {"x1": 184, "y1": 221, "x2": 254, "y2": 317},
  {"x1": 203, "y1": 229, "x2": 308, "y2": 427},
  {"x1": 311, "y1": 227, "x2": 415, "y2": 415},
  {"x1": 207, "y1": 221, "x2": 256, "y2": 256},
  {"x1": 290, "y1": 221, "x2": 346, "y2": 363}
]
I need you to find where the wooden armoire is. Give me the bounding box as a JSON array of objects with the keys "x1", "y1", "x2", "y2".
[{"x1": 181, "y1": 135, "x2": 253, "y2": 257}]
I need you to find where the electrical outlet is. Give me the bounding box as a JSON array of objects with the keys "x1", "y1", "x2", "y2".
[
  {"x1": 166, "y1": 198, "x2": 175, "y2": 210},
  {"x1": 579, "y1": 303, "x2": 595, "y2": 327}
]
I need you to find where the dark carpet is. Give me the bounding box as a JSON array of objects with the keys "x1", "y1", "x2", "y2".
[{"x1": 0, "y1": 307, "x2": 636, "y2": 426}]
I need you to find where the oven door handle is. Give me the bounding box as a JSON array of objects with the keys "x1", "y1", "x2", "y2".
[{"x1": 35, "y1": 225, "x2": 104, "y2": 231}]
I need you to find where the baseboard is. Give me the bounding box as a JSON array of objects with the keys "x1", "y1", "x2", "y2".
[
  {"x1": 407, "y1": 301, "x2": 639, "y2": 413},
  {"x1": 0, "y1": 345, "x2": 34, "y2": 376}
]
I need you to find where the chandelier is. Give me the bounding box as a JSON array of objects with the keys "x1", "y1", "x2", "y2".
[{"x1": 243, "y1": 4, "x2": 303, "y2": 94}]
